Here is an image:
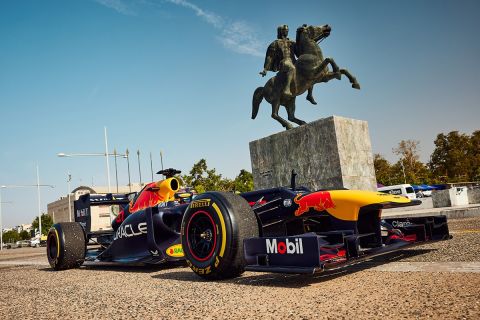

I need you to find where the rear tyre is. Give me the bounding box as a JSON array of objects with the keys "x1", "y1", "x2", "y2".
[
  {"x1": 47, "y1": 222, "x2": 86, "y2": 270},
  {"x1": 181, "y1": 192, "x2": 259, "y2": 280}
]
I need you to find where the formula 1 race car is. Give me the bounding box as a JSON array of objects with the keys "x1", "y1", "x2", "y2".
[{"x1": 46, "y1": 169, "x2": 451, "y2": 279}]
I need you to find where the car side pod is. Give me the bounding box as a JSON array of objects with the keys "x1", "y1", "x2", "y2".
[
  {"x1": 243, "y1": 215, "x2": 451, "y2": 274},
  {"x1": 97, "y1": 205, "x2": 183, "y2": 264},
  {"x1": 144, "y1": 206, "x2": 183, "y2": 261}
]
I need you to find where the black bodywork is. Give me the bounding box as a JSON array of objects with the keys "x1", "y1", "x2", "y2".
[
  {"x1": 76, "y1": 184, "x2": 450, "y2": 274},
  {"x1": 240, "y1": 188, "x2": 450, "y2": 273},
  {"x1": 75, "y1": 193, "x2": 186, "y2": 265}
]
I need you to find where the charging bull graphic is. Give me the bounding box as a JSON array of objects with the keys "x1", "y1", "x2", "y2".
[{"x1": 293, "y1": 191, "x2": 336, "y2": 216}]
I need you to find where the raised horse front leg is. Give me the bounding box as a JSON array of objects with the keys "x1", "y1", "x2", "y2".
[
  {"x1": 317, "y1": 57, "x2": 361, "y2": 89},
  {"x1": 313, "y1": 57, "x2": 341, "y2": 81},
  {"x1": 339, "y1": 68, "x2": 361, "y2": 89},
  {"x1": 271, "y1": 101, "x2": 293, "y2": 130}
]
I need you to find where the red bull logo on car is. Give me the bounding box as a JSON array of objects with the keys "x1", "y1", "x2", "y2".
[{"x1": 293, "y1": 191, "x2": 336, "y2": 216}]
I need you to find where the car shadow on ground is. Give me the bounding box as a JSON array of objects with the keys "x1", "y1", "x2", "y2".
[
  {"x1": 152, "y1": 249, "x2": 433, "y2": 288},
  {"x1": 39, "y1": 261, "x2": 187, "y2": 274}
]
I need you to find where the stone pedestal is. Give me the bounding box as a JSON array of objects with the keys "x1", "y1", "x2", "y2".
[{"x1": 249, "y1": 116, "x2": 377, "y2": 191}]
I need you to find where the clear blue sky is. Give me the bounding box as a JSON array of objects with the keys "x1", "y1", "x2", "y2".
[{"x1": 1, "y1": 0, "x2": 479, "y2": 227}]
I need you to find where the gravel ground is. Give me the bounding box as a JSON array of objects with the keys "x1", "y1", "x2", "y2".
[{"x1": 0, "y1": 217, "x2": 479, "y2": 320}]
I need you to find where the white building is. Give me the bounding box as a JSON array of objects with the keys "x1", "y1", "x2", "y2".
[{"x1": 15, "y1": 224, "x2": 33, "y2": 233}]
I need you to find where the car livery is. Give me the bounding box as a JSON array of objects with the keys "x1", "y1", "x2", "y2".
[{"x1": 46, "y1": 169, "x2": 451, "y2": 279}]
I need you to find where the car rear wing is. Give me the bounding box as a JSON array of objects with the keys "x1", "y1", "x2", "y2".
[{"x1": 74, "y1": 193, "x2": 131, "y2": 234}]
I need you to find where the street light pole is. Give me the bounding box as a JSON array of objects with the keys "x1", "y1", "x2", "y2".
[
  {"x1": 150, "y1": 152, "x2": 154, "y2": 182},
  {"x1": 104, "y1": 127, "x2": 111, "y2": 193},
  {"x1": 0, "y1": 187, "x2": 4, "y2": 251},
  {"x1": 160, "y1": 151, "x2": 164, "y2": 178},
  {"x1": 114, "y1": 148, "x2": 119, "y2": 193},
  {"x1": 0, "y1": 182, "x2": 54, "y2": 240},
  {"x1": 67, "y1": 172, "x2": 72, "y2": 222},
  {"x1": 36, "y1": 165, "x2": 42, "y2": 237},
  {"x1": 137, "y1": 150, "x2": 142, "y2": 186},
  {"x1": 126, "y1": 149, "x2": 131, "y2": 192},
  {"x1": 58, "y1": 151, "x2": 127, "y2": 192}
]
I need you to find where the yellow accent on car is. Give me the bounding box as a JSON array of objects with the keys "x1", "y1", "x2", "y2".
[
  {"x1": 53, "y1": 229, "x2": 60, "y2": 258},
  {"x1": 165, "y1": 244, "x2": 184, "y2": 257},
  {"x1": 212, "y1": 203, "x2": 226, "y2": 258},
  {"x1": 155, "y1": 177, "x2": 180, "y2": 202},
  {"x1": 326, "y1": 190, "x2": 411, "y2": 221}
]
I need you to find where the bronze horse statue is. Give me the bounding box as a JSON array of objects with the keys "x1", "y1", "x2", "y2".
[{"x1": 252, "y1": 24, "x2": 360, "y2": 130}]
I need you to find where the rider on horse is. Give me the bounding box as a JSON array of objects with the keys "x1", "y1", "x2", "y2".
[{"x1": 260, "y1": 25, "x2": 317, "y2": 105}]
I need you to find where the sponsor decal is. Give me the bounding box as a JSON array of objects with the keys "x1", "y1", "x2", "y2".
[
  {"x1": 283, "y1": 199, "x2": 292, "y2": 207},
  {"x1": 114, "y1": 222, "x2": 148, "y2": 240},
  {"x1": 186, "y1": 260, "x2": 212, "y2": 275},
  {"x1": 158, "y1": 202, "x2": 170, "y2": 208},
  {"x1": 293, "y1": 191, "x2": 335, "y2": 216},
  {"x1": 166, "y1": 244, "x2": 184, "y2": 257},
  {"x1": 76, "y1": 208, "x2": 89, "y2": 218},
  {"x1": 266, "y1": 238, "x2": 304, "y2": 254},
  {"x1": 392, "y1": 220, "x2": 412, "y2": 228},
  {"x1": 388, "y1": 189, "x2": 402, "y2": 195},
  {"x1": 190, "y1": 199, "x2": 211, "y2": 208},
  {"x1": 248, "y1": 198, "x2": 267, "y2": 207}
]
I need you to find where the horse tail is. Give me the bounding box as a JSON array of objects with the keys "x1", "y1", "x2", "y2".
[{"x1": 252, "y1": 87, "x2": 264, "y2": 119}]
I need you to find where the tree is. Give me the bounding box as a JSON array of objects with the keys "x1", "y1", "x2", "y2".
[
  {"x1": 391, "y1": 140, "x2": 430, "y2": 185},
  {"x1": 393, "y1": 140, "x2": 421, "y2": 169},
  {"x1": 182, "y1": 159, "x2": 254, "y2": 193},
  {"x1": 19, "y1": 230, "x2": 30, "y2": 240},
  {"x1": 32, "y1": 213, "x2": 53, "y2": 236},
  {"x1": 373, "y1": 154, "x2": 393, "y2": 186},
  {"x1": 2, "y1": 230, "x2": 20, "y2": 243},
  {"x1": 469, "y1": 130, "x2": 480, "y2": 181},
  {"x1": 183, "y1": 159, "x2": 232, "y2": 193},
  {"x1": 233, "y1": 169, "x2": 254, "y2": 192},
  {"x1": 429, "y1": 131, "x2": 471, "y2": 182}
]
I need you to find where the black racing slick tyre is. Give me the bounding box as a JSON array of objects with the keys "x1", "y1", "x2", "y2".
[
  {"x1": 47, "y1": 222, "x2": 86, "y2": 270},
  {"x1": 181, "y1": 192, "x2": 259, "y2": 280}
]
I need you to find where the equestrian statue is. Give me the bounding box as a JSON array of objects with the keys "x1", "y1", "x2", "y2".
[{"x1": 252, "y1": 24, "x2": 360, "y2": 130}]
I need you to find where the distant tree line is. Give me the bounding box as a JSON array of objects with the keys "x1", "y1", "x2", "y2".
[
  {"x1": 374, "y1": 130, "x2": 480, "y2": 186},
  {"x1": 2, "y1": 214, "x2": 53, "y2": 244},
  {"x1": 181, "y1": 159, "x2": 254, "y2": 194}
]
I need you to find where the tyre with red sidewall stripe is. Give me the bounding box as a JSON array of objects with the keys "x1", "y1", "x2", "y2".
[
  {"x1": 46, "y1": 222, "x2": 86, "y2": 270},
  {"x1": 181, "y1": 192, "x2": 259, "y2": 279}
]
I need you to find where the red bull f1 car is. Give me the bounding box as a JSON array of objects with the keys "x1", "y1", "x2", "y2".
[{"x1": 47, "y1": 169, "x2": 450, "y2": 279}]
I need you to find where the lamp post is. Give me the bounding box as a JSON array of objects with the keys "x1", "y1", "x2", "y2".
[
  {"x1": 137, "y1": 150, "x2": 142, "y2": 186},
  {"x1": 160, "y1": 151, "x2": 164, "y2": 178},
  {"x1": 36, "y1": 165, "x2": 41, "y2": 236},
  {"x1": 150, "y1": 152, "x2": 154, "y2": 182},
  {"x1": 0, "y1": 186, "x2": 7, "y2": 251},
  {"x1": 0, "y1": 183, "x2": 54, "y2": 245},
  {"x1": 114, "y1": 149, "x2": 119, "y2": 193},
  {"x1": 57, "y1": 151, "x2": 128, "y2": 193},
  {"x1": 104, "y1": 127, "x2": 111, "y2": 192},
  {"x1": 67, "y1": 172, "x2": 72, "y2": 222},
  {"x1": 126, "y1": 149, "x2": 131, "y2": 192}
]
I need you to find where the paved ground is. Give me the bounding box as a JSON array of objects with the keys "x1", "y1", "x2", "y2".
[{"x1": 0, "y1": 217, "x2": 479, "y2": 320}]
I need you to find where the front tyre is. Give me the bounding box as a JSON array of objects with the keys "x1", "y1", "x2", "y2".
[
  {"x1": 181, "y1": 192, "x2": 259, "y2": 280},
  {"x1": 47, "y1": 222, "x2": 86, "y2": 270}
]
